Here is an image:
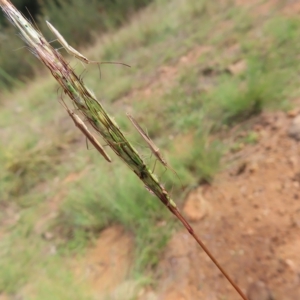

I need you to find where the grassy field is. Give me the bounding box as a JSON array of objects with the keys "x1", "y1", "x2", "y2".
[{"x1": 1, "y1": 0, "x2": 300, "y2": 298}]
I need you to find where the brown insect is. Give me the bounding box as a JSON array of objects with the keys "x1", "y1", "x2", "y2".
[
  {"x1": 126, "y1": 113, "x2": 178, "y2": 175},
  {"x1": 61, "y1": 100, "x2": 111, "y2": 163}
]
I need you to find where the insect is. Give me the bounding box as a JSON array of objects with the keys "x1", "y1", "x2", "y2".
[
  {"x1": 46, "y1": 20, "x2": 130, "y2": 68},
  {"x1": 126, "y1": 113, "x2": 178, "y2": 176},
  {"x1": 61, "y1": 99, "x2": 112, "y2": 163}
]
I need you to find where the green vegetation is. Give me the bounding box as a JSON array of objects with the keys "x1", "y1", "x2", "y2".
[
  {"x1": 56, "y1": 166, "x2": 174, "y2": 272},
  {"x1": 1, "y1": 0, "x2": 300, "y2": 298},
  {"x1": 0, "y1": 0, "x2": 153, "y2": 90}
]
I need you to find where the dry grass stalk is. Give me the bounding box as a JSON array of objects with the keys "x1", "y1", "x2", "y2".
[{"x1": 0, "y1": 1, "x2": 248, "y2": 299}]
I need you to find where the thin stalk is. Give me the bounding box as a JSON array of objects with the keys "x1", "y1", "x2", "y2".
[{"x1": 0, "y1": 1, "x2": 247, "y2": 299}]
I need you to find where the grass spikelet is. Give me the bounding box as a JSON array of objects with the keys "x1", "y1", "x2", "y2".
[{"x1": 0, "y1": 1, "x2": 248, "y2": 299}]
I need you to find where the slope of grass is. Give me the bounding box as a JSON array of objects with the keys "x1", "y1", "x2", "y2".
[{"x1": 1, "y1": 0, "x2": 300, "y2": 298}]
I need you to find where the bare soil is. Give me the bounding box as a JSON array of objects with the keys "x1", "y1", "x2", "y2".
[
  {"x1": 74, "y1": 226, "x2": 134, "y2": 298},
  {"x1": 154, "y1": 110, "x2": 300, "y2": 300}
]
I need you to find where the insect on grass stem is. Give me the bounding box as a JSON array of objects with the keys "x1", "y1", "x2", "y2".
[
  {"x1": 126, "y1": 113, "x2": 180, "y2": 173},
  {"x1": 60, "y1": 99, "x2": 112, "y2": 163}
]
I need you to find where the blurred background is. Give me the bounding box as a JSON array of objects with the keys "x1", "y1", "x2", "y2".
[{"x1": 1, "y1": 0, "x2": 300, "y2": 299}]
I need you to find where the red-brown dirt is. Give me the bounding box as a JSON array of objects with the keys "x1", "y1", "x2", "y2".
[
  {"x1": 152, "y1": 110, "x2": 300, "y2": 300},
  {"x1": 74, "y1": 226, "x2": 134, "y2": 298}
]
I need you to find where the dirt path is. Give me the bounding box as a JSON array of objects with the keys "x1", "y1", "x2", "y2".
[{"x1": 151, "y1": 110, "x2": 300, "y2": 300}]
